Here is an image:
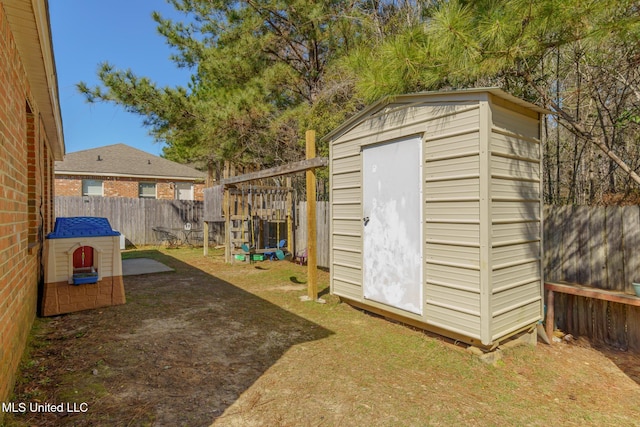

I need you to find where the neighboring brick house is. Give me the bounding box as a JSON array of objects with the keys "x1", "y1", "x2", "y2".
[
  {"x1": 0, "y1": 0, "x2": 64, "y2": 404},
  {"x1": 55, "y1": 143, "x2": 206, "y2": 201}
]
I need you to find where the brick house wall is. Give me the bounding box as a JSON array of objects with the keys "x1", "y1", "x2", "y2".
[
  {"x1": 55, "y1": 175, "x2": 205, "y2": 201},
  {"x1": 0, "y1": 2, "x2": 60, "y2": 405}
]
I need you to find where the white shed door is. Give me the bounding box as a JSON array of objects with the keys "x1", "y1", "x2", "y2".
[{"x1": 362, "y1": 135, "x2": 423, "y2": 315}]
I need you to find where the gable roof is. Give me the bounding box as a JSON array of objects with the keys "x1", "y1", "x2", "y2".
[
  {"x1": 55, "y1": 144, "x2": 206, "y2": 181},
  {"x1": 321, "y1": 87, "x2": 549, "y2": 143}
]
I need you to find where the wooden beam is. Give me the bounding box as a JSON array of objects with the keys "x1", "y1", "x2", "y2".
[
  {"x1": 545, "y1": 281, "x2": 640, "y2": 306},
  {"x1": 544, "y1": 281, "x2": 640, "y2": 343},
  {"x1": 219, "y1": 157, "x2": 328, "y2": 186},
  {"x1": 306, "y1": 131, "x2": 318, "y2": 300}
]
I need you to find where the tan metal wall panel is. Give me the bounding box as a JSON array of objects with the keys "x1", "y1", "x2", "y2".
[
  {"x1": 332, "y1": 141, "x2": 361, "y2": 159},
  {"x1": 424, "y1": 106, "x2": 480, "y2": 138},
  {"x1": 333, "y1": 264, "x2": 362, "y2": 284},
  {"x1": 332, "y1": 155, "x2": 361, "y2": 174},
  {"x1": 488, "y1": 103, "x2": 543, "y2": 342},
  {"x1": 425, "y1": 222, "x2": 479, "y2": 245},
  {"x1": 425, "y1": 201, "x2": 480, "y2": 222},
  {"x1": 332, "y1": 203, "x2": 361, "y2": 218},
  {"x1": 332, "y1": 171, "x2": 360, "y2": 188},
  {"x1": 492, "y1": 105, "x2": 540, "y2": 139},
  {"x1": 423, "y1": 106, "x2": 484, "y2": 340},
  {"x1": 333, "y1": 248, "x2": 362, "y2": 267},
  {"x1": 332, "y1": 233, "x2": 360, "y2": 249},
  {"x1": 332, "y1": 219, "x2": 361, "y2": 235},
  {"x1": 333, "y1": 103, "x2": 475, "y2": 146},
  {"x1": 492, "y1": 222, "x2": 539, "y2": 245},
  {"x1": 426, "y1": 284, "x2": 481, "y2": 314},
  {"x1": 492, "y1": 242, "x2": 540, "y2": 269},
  {"x1": 491, "y1": 301, "x2": 541, "y2": 340},
  {"x1": 332, "y1": 279, "x2": 362, "y2": 300},
  {"x1": 492, "y1": 260, "x2": 540, "y2": 290},
  {"x1": 332, "y1": 186, "x2": 361, "y2": 204},
  {"x1": 425, "y1": 244, "x2": 480, "y2": 268},
  {"x1": 492, "y1": 201, "x2": 540, "y2": 222},
  {"x1": 425, "y1": 263, "x2": 480, "y2": 291},
  {"x1": 426, "y1": 305, "x2": 482, "y2": 339},
  {"x1": 425, "y1": 155, "x2": 480, "y2": 180},
  {"x1": 491, "y1": 131, "x2": 540, "y2": 160},
  {"x1": 492, "y1": 280, "x2": 541, "y2": 315},
  {"x1": 491, "y1": 156, "x2": 540, "y2": 181},
  {"x1": 425, "y1": 178, "x2": 480, "y2": 200},
  {"x1": 491, "y1": 178, "x2": 539, "y2": 201},
  {"x1": 425, "y1": 132, "x2": 480, "y2": 160}
]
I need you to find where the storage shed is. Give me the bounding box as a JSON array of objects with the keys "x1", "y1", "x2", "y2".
[
  {"x1": 43, "y1": 217, "x2": 125, "y2": 316},
  {"x1": 325, "y1": 88, "x2": 545, "y2": 349}
]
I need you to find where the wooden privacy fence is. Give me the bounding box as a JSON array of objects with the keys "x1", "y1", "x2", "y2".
[
  {"x1": 544, "y1": 205, "x2": 640, "y2": 350},
  {"x1": 54, "y1": 196, "x2": 224, "y2": 246},
  {"x1": 55, "y1": 196, "x2": 330, "y2": 267},
  {"x1": 295, "y1": 202, "x2": 330, "y2": 268}
]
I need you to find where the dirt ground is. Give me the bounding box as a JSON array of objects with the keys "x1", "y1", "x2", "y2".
[{"x1": 4, "y1": 248, "x2": 640, "y2": 426}]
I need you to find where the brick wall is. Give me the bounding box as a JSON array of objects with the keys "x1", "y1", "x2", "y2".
[
  {"x1": 55, "y1": 175, "x2": 204, "y2": 201},
  {"x1": 0, "y1": 5, "x2": 56, "y2": 404}
]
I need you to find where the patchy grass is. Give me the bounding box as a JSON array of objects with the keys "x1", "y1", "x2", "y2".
[{"x1": 4, "y1": 247, "x2": 640, "y2": 426}]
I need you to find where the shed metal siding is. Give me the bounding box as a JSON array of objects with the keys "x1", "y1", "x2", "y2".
[
  {"x1": 489, "y1": 102, "x2": 543, "y2": 339},
  {"x1": 330, "y1": 127, "x2": 362, "y2": 300},
  {"x1": 329, "y1": 89, "x2": 544, "y2": 348},
  {"x1": 424, "y1": 104, "x2": 482, "y2": 338}
]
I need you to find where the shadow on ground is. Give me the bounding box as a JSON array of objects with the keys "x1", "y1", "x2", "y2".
[{"x1": 9, "y1": 250, "x2": 333, "y2": 426}]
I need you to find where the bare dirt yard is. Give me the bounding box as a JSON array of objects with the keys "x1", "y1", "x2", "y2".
[{"x1": 4, "y1": 247, "x2": 640, "y2": 426}]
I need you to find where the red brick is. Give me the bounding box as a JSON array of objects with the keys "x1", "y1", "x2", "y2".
[{"x1": 0, "y1": 4, "x2": 60, "y2": 404}]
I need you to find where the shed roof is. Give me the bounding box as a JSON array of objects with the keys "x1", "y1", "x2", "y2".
[
  {"x1": 322, "y1": 88, "x2": 549, "y2": 143},
  {"x1": 55, "y1": 143, "x2": 206, "y2": 181}
]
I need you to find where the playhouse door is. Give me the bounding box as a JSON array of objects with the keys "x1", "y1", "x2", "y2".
[{"x1": 362, "y1": 135, "x2": 423, "y2": 315}]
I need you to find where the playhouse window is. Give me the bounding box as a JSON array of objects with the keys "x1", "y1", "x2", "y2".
[{"x1": 73, "y1": 246, "x2": 95, "y2": 273}]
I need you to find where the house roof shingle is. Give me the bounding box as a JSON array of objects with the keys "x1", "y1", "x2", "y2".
[{"x1": 55, "y1": 144, "x2": 206, "y2": 181}]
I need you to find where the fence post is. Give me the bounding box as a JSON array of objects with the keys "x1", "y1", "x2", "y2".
[{"x1": 306, "y1": 130, "x2": 318, "y2": 300}]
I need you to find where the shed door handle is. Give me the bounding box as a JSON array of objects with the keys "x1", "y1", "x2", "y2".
[{"x1": 363, "y1": 217, "x2": 370, "y2": 226}]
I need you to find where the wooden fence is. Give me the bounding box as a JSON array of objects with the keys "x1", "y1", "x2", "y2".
[
  {"x1": 55, "y1": 197, "x2": 330, "y2": 266},
  {"x1": 544, "y1": 206, "x2": 640, "y2": 350},
  {"x1": 295, "y1": 202, "x2": 330, "y2": 268},
  {"x1": 55, "y1": 196, "x2": 224, "y2": 246}
]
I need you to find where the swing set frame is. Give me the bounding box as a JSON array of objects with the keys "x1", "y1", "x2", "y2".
[{"x1": 204, "y1": 131, "x2": 327, "y2": 300}]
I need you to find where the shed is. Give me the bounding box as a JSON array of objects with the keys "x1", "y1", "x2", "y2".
[
  {"x1": 325, "y1": 88, "x2": 546, "y2": 349},
  {"x1": 43, "y1": 217, "x2": 125, "y2": 316}
]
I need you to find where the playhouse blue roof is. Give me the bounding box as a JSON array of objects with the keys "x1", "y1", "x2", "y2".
[{"x1": 47, "y1": 217, "x2": 120, "y2": 239}]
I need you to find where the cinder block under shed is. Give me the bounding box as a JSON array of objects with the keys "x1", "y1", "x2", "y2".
[{"x1": 325, "y1": 88, "x2": 546, "y2": 349}]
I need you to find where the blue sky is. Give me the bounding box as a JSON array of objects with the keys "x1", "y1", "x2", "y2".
[{"x1": 49, "y1": 1, "x2": 194, "y2": 157}]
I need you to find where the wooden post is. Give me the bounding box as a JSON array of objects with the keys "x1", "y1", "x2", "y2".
[
  {"x1": 224, "y1": 161, "x2": 231, "y2": 263},
  {"x1": 306, "y1": 130, "x2": 318, "y2": 300},
  {"x1": 286, "y1": 177, "x2": 293, "y2": 255},
  {"x1": 203, "y1": 221, "x2": 209, "y2": 256},
  {"x1": 545, "y1": 289, "x2": 554, "y2": 342}
]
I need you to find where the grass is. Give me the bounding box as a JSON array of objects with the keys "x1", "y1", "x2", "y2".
[{"x1": 5, "y1": 247, "x2": 640, "y2": 426}]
